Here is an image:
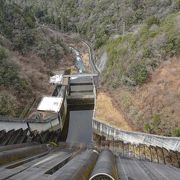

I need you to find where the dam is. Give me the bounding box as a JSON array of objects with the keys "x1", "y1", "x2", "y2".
[{"x1": 0, "y1": 42, "x2": 179, "y2": 180}]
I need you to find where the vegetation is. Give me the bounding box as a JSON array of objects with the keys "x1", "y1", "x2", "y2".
[
  {"x1": 144, "y1": 114, "x2": 161, "y2": 134},
  {"x1": 145, "y1": 16, "x2": 160, "y2": 28},
  {"x1": 101, "y1": 11, "x2": 180, "y2": 136},
  {"x1": 102, "y1": 12, "x2": 180, "y2": 88},
  {"x1": 7, "y1": 0, "x2": 179, "y2": 48},
  {"x1": 0, "y1": 92, "x2": 17, "y2": 116},
  {"x1": 172, "y1": 129, "x2": 180, "y2": 137},
  {"x1": 0, "y1": 1, "x2": 70, "y2": 116},
  {"x1": 0, "y1": 2, "x2": 36, "y2": 53},
  {"x1": 0, "y1": 0, "x2": 179, "y2": 136}
]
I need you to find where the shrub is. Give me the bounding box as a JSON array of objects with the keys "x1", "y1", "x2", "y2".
[
  {"x1": 144, "y1": 123, "x2": 152, "y2": 133},
  {"x1": 175, "y1": 0, "x2": 180, "y2": 9},
  {"x1": 14, "y1": 79, "x2": 29, "y2": 92},
  {"x1": 24, "y1": 16, "x2": 35, "y2": 28},
  {"x1": 146, "y1": 16, "x2": 160, "y2": 27},
  {"x1": 35, "y1": 8, "x2": 46, "y2": 19},
  {"x1": 0, "y1": 61, "x2": 19, "y2": 87},
  {"x1": 95, "y1": 31, "x2": 109, "y2": 49},
  {"x1": 135, "y1": 9, "x2": 144, "y2": 22},
  {"x1": 13, "y1": 29, "x2": 35, "y2": 53},
  {"x1": 0, "y1": 93, "x2": 17, "y2": 116},
  {"x1": 0, "y1": 47, "x2": 8, "y2": 60},
  {"x1": 152, "y1": 114, "x2": 161, "y2": 127},
  {"x1": 95, "y1": 35, "x2": 109, "y2": 49},
  {"x1": 143, "y1": 48, "x2": 153, "y2": 58},
  {"x1": 144, "y1": 114, "x2": 161, "y2": 133},
  {"x1": 95, "y1": 28, "x2": 109, "y2": 49},
  {"x1": 126, "y1": 63, "x2": 148, "y2": 86},
  {"x1": 163, "y1": 35, "x2": 180, "y2": 56},
  {"x1": 172, "y1": 129, "x2": 180, "y2": 137}
]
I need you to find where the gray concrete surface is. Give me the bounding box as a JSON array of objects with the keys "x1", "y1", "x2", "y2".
[{"x1": 66, "y1": 110, "x2": 93, "y2": 144}]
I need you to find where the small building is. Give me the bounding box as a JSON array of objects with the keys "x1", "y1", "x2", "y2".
[
  {"x1": 37, "y1": 96, "x2": 63, "y2": 113},
  {"x1": 29, "y1": 96, "x2": 66, "y2": 132}
]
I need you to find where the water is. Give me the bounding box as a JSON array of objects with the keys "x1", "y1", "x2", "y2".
[
  {"x1": 66, "y1": 110, "x2": 93, "y2": 145},
  {"x1": 75, "y1": 56, "x2": 85, "y2": 73},
  {"x1": 70, "y1": 47, "x2": 85, "y2": 73}
]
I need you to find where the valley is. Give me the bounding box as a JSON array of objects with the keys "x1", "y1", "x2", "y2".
[{"x1": 0, "y1": 0, "x2": 180, "y2": 136}]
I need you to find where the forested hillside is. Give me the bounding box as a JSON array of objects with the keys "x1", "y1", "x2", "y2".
[
  {"x1": 1, "y1": 0, "x2": 180, "y2": 136},
  {"x1": 8, "y1": 0, "x2": 180, "y2": 47},
  {"x1": 0, "y1": 1, "x2": 72, "y2": 116}
]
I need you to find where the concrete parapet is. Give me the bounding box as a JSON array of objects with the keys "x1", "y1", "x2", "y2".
[
  {"x1": 0, "y1": 144, "x2": 49, "y2": 165},
  {"x1": 93, "y1": 133, "x2": 180, "y2": 168}
]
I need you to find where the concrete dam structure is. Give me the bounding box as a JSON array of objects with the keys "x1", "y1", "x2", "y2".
[{"x1": 0, "y1": 43, "x2": 180, "y2": 180}]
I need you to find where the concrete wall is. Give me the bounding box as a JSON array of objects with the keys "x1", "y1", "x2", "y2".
[
  {"x1": 29, "y1": 120, "x2": 57, "y2": 132},
  {"x1": 0, "y1": 122, "x2": 28, "y2": 131},
  {"x1": 0, "y1": 119, "x2": 60, "y2": 132},
  {"x1": 92, "y1": 119, "x2": 180, "y2": 152}
]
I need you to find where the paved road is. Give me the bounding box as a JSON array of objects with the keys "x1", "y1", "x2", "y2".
[{"x1": 96, "y1": 51, "x2": 108, "y2": 72}]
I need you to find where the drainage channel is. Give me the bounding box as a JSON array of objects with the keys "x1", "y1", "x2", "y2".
[{"x1": 66, "y1": 108, "x2": 93, "y2": 145}]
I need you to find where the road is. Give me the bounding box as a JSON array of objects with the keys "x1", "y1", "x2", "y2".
[{"x1": 96, "y1": 51, "x2": 108, "y2": 72}]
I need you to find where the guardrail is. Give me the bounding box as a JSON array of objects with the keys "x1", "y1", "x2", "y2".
[
  {"x1": 82, "y1": 41, "x2": 99, "y2": 74},
  {"x1": 82, "y1": 41, "x2": 100, "y2": 87},
  {"x1": 92, "y1": 78, "x2": 180, "y2": 152},
  {"x1": 92, "y1": 119, "x2": 180, "y2": 152}
]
